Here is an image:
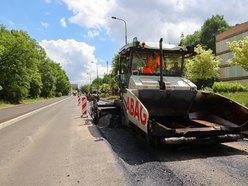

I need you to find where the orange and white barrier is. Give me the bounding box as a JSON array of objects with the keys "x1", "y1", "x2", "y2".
[
  {"x1": 77, "y1": 95, "x2": 80, "y2": 105},
  {"x1": 81, "y1": 96, "x2": 88, "y2": 118}
]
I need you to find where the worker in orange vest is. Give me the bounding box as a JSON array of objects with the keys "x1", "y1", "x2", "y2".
[
  {"x1": 154, "y1": 53, "x2": 161, "y2": 73},
  {"x1": 143, "y1": 55, "x2": 155, "y2": 74}
]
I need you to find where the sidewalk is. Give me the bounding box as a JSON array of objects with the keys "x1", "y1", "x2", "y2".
[{"x1": 69, "y1": 101, "x2": 128, "y2": 186}]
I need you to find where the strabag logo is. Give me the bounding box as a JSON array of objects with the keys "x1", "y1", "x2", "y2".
[{"x1": 126, "y1": 97, "x2": 147, "y2": 125}]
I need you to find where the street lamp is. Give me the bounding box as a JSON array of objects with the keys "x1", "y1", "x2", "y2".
[
  {"x1": 111, "y1": 16, "x2": 127, "y2": 45},
  {"x1": 91, "y1": 61, "x2": 99, "y2": 79},
  {"x1": 87, "y1": 73, "x2": 91, "y2": 84}
]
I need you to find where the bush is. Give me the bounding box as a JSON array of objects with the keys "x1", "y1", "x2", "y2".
[
  {"x1": 56, "y1": 92, "x2": 62, "y2": 97},
  {"x1": 212, "y1": 82, "x2": 248, "y2": 93}
]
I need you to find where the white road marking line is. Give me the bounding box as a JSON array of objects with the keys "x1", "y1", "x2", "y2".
[{"x1": 0, "y1": 98, "x2": 69, "y2": 130}]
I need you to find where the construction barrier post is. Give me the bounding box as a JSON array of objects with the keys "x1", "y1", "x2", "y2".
[
  {"x1": 77, "y1": 95, "x2": 81, "y2": 106},
  {"x1": 81, "y1": 96, "x2": 88, "y2": 118}
]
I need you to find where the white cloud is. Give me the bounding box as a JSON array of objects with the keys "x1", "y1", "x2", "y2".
[
  {"x1": 39, "y1": 39, "x2": 103, "y2": 85},
  {"x1": 60, "y1": 17, "x2": 67, "y2": 27},
  {"x1": 39, "y1": 0, "x2": 248, "y2": 86},
  {"x1": 62, "y1": 0, "x2": 116, "y2": 29},
  {"x1": 62, "y1": 0, "x2": 248, "y2": 45},
  {"x1": 41, "y1": 22, "x2": 50, "y2": 28},
  {"x1": 84, "y1": 30, "x2": 100, "y2": 39}
]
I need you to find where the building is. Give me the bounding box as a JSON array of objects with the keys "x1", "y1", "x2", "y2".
[{"x1": 216, "y1": 21, "x2": 248, "y2": 85}]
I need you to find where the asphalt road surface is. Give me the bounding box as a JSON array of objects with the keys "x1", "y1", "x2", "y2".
[
  {"x1": 99, "y1": 126, "x2": 248, "y2": 186},
  {"x1": 0, "y1": 96, "x2": 127, "y2": 186},
  {"x1": 0, "y1": 96, "x2": 247, "y2": 186},
  {"x1": 0, "y1": 97, "x2": 68, "y2": 123}
]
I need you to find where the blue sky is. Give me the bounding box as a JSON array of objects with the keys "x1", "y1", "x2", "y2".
[{"x1": 0, "y1": 0, "x2": 247, "y2": 85}]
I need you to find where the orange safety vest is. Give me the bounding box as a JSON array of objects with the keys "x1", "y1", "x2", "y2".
[
  {"x1": 143, "y1": 67, "x2": 154, "y2": 74},
  {"x1": 144, "y1": 55, "x2": 154, "y2": 74},
  {"x1": 156, "y1": 54, "x2": 160, "y2": 66}
]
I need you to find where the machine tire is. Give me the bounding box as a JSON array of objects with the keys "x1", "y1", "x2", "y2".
[
  {"x1": 120, "y1": 108, "x2": 131, "y2": 128},
  {"x1": 153, "y1": 136, "x2": 163, "y2": 148},
  {"x1": 91, "y1": 99, "x2": 99, "y2": 124}
]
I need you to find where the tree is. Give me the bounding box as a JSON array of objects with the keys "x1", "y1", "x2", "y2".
[
  {"x1": 185, "y1": 45, "x2": 220, "y2": 88},
  {"x1": 102, "y1": 74, "x2": 112, "y2": 84},
  {"x1": 39, "y1": 59, "x2": 57, "y2": 97},
  {"x1": 228, "y1": 36, "x2": 248, "y2": 71},
  {"x1": 111, "y1": 54, "x2": 119, "y2": 77},
  {"x1": 200, "y1": 15, "x2": 230, "y2": 53},
  {"x1": 29, "y1": 71, "x2": 43, "y2": 98},
  {"x1": 179, "y1": 31, "x2": 201, "y2": 46},
  {"x1": 110, "y1": 55, "x2": 120, "y2": 95},
  {"x1": 0, "y1": 26, "x2": 71, "y2": 102},
  {"x1": 178, "y1": 15, "x2": 230, "y2": 54},
  {"x1": 80, "y1": 85, "x2": 90, "y2": 94},
  {"x1": 91, "y1": 77, "x2": 103, "y2": 89},
  {"x1": 0, "y1": 28, "x2": 43, "y2": 103},
  {"x1": 52, "y1": 63, "x2": 71, "y2": 96}
]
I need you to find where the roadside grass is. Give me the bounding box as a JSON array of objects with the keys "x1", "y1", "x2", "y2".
[
  {"x1": 22, "y1": 97, "x2": 47, "y2": 104},
  {"x1": 0, "y1": 97, "x2": 48, "y2": 108},
  {"x1": 0, "y1": 100, "x2": 12, "y2": 108},
  {"x1": 219, "y1": 92, "x2": 248, "y2": 107}
]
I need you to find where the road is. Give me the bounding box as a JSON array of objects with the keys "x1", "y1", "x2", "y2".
[
  {"x1": 0, "y1": 96, "x2": 127, "y2": 186},
  {"x1": 99, "y1": 127, "x2": 248, "y2": 186},
  {"x1": 0, "y1": 96, "x2": 247, "y2": 186},
  {"x1": 0, "y1": 97, "x2": 68, "y2": 123}
]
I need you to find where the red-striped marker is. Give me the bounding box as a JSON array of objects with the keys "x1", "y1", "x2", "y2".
[{"x1": 81, "y1": 96, "x2": 88, "y2": 118}]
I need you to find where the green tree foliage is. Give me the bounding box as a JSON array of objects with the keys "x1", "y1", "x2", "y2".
[
  {"x1": 185, "y1": 45, "x2": 220, "y2": 88},
  {"x1": 88, "y1": 55, "x2": 119, "y2": 96},
  {"x1": 0, "y1": 28, "x2": 38, "y2": 102},
  {"x1": 179, "y1": 15, "x2": 230, "y2": 54},
  {"x1": 110, "y1": 55, "x2": 120, "y2": 95},
  {"x1": 0, "y1": 26, "x2": 70, "y2": 102},
  {"x1": 99, "y1": 83, "x2": 111, "y2": 94},
  {"x1": 29, "y1": 71, "x2": 43, "y2": 98},
  {"x1": 200, "y1": 15, "x2": 230, "y2": 53},
  {"x1": 52, "y1": 63, "x2": 71, "y2": 96},
  {"x1": 111, "y1": 54, "x2": 119, "y2": 77},
  {"x1": 228, "y1": 36, "x2": 248, "y2": 71},
  {"x1": 179, "y1": 31, "x2": 201, "y2": 46},
  {"x1": 39, "y1": 59, "x2": 57, "y2": 98},
  {"x1": 102, "y1": 74, "x2": 112, "y2": 84},
  {"x1": 80, "y1": 85, "x2": 90, "y2": 94},
  {"x1": 91, "y1": 77, "x2": 103, "y2": 89}
]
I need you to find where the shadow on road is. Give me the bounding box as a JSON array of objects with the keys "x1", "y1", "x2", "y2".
[
  {"x1": 98, "y1": 126, "x2": 248, "y2": 165},
  {"x1": 156, "y1": 142, "x2": 248, "y2": 162},
  {"x1": 87, "y1": 125, "x2": 104, "y2": 142}
]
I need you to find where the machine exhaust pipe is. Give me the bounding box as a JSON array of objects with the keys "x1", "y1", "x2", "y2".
[{"x1": 159, "y1": 38, "x2": 165, "y2": 90}]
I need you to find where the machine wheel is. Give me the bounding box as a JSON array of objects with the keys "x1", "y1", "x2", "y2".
[
  {"x1": 91, "y1": 99, "x2": 99, "y2": 124},
  {"x1": 153, "y1": 136, "x2": 163, "y2": 148},
  {"x1": 120, "y1": 108, "x2": 131, "y2": 127}
]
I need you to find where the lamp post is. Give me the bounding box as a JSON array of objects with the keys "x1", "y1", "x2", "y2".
[
  {"x1": 111, "y1": 16, "x2": 127, "y2": 45},
  {"x1": 91, "y1": 61, "x2": 99, "y2": 79},
  {"x1": 87, "y1": 73, "x2": 91, "y2": 84}
]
